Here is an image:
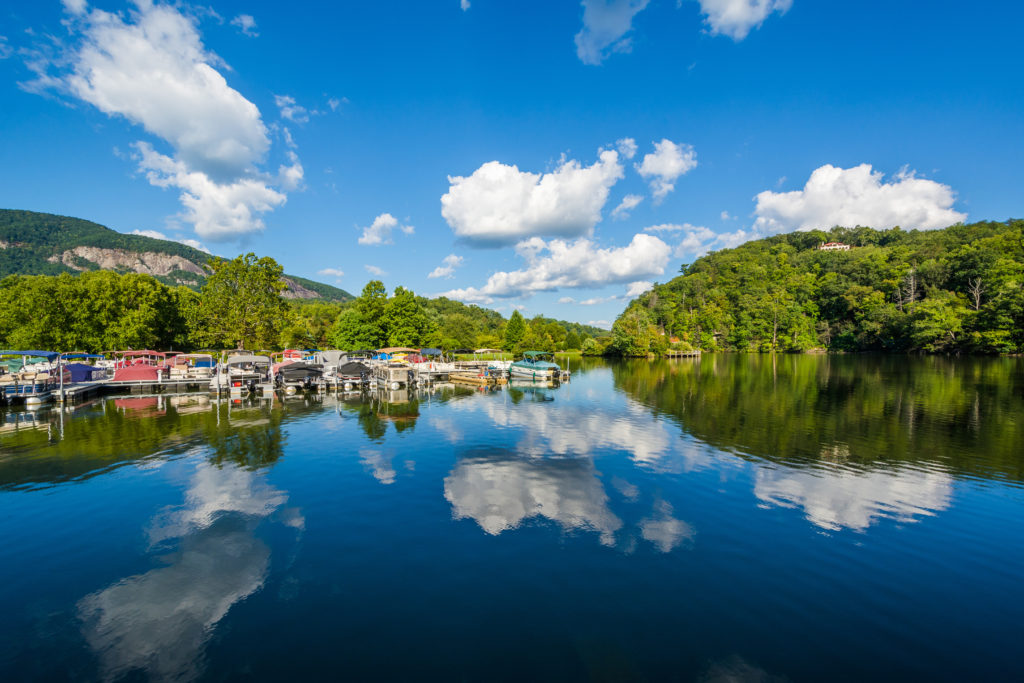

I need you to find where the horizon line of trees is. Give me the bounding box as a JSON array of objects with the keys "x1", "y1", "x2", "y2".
[{"x1": 0, "y1": 254, "x2": 602, "y2": 354}]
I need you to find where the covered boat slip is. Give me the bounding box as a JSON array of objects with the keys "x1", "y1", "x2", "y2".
[
  {"x1": 220, "y1": 355, "x2": 273, "y2": 396},
  {"x1": 0, "y1": 346, "x2": 569, "y2": 407},
  {"x1": 0, "y1": 351, "x2": 68, "y2": 405},
  {"x1": 166, "y1": 353, "x2": 216, "y2": 380},
  {"x1": 276, "y1": 362, "x2": 323, "y2": 391},
  {"x1": 110, "y1": 350, "x2": 166, "y2": 383}
]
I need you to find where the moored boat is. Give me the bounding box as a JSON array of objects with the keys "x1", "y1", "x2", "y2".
[
  {"x1": 275, "y1": 361, "x2": 323, "y2": 393},
  {"x1": 111, "y1": 350, "x2": 167, "y2": 382},
  {"x1": 0, "y1": 350, "x2": 68, "y2": 405},
  {"x1": 218, "y1": 354, "x2": 272, "y2": 395},
  {"x1": 165, "y1": 353, "x2": 216, "y2": 381},
  {"x1": 509, "y1": 351, "x2": 561, "y2": 380}
]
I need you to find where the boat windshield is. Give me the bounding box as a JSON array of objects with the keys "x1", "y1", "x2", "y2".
[{"x1": 521, "y1": 351, "x2": 554, "y2": 362}]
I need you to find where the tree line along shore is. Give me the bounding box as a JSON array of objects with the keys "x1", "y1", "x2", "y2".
[
  {"x1": 2, "y1": 219, "x2": 1021, "y2": 358},
  {"x1": 0, "y1": 253, "x2": 604, "y2": 355}
]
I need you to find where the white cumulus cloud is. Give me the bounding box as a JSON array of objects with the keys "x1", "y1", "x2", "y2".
[
  {"x1": 428, "y1": 254, "x2": 464, "y2": 279},
  {"x1": 62, "y1": 0, "x2": 88, "y2": 16},
  {"x1": 29, "y1": 2, "x2": 299, "y2": 241},
  {"x1": 616, "y1": 137, "x2": 638, "y2": 159},
  {"x1": 131, "y1": 228, "x2": 167, "y2": 240},
  {"x1": 636, "y1": 139, "x2": 697, "y2": 202},
  {"x1": 441, "y1": 149, "x2": 624, "y2": 247},
  {"x1": 626, "y1": 280, "x2": 654, "y2": 297},
  {"x1": 365, "y1": 264, "x2": 386, "y2": 276},
  {"x1": 439, "y1": 233, "x2": 671, "y2": 303},
  {"x1": 358, "y1": 212, "x2": 414, "y2": 246},
  {"x1": 177, "y1": 238, "x2": 211, "y2": 253},
  {"x1": 230, "y1": 14, "x2": 258, "y2": 37},
  {"x1": 130, "y1": 228, "x2": 210, "y2": 253},
  {"x1": 697, "y1": 0, "x2": 792, "y2": 41},
  {"x1": 135, "y1": 142, "x2": 287, "y2": 241},
  {"x1": 753, "y1": 164, "x2": 967, "y2": 234},
  {"x1": 274, "y1": 94, "x2": 308, "y2": 124},
  {"x1": 641, "y1": 223, "x2": 718, "y2": 258},
  {"x1": 561, "y1": 295, "x2": 622, "y2": 305},
  {"x1": 318, "y1": 267, "x2": 345, "y2": 282},
  {"x1": 461, "y1": 0, "x2": 471, "y2": 10},
  {"x1": 575, "y1": 0, "x2": 651, "y2": 65},
  {"x1": 611, "y1": 193, "x2": 644, "y2": 220}
]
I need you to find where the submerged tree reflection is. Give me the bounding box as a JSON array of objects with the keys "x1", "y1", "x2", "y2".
[{"x1": 613, "y1": 355, "x2": 1024, "y2": 482}]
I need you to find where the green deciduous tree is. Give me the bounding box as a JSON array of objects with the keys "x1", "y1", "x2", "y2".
[
  {"x1": 194, "y1": 253, "x2": 289, "y2": 350},
  {"x1": 503, "y1": 310, "x2": 526, "y2": 350},
  {"x1": 383, "y1": 286, "x2": 430, "y2": 346}
]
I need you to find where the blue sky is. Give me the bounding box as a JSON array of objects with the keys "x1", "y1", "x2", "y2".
[{"x1": 1, "y1": 0, "x2": 1021, "y2": 327}]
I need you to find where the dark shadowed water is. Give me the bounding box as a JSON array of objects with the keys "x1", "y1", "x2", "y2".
[{"x1": 1, "y1": 355, "x2": 1022, "y2": 682}]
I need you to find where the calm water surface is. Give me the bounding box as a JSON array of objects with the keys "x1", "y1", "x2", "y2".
[{"x1": 1, "y1": 355, "x2": 1022, "y2": 681}]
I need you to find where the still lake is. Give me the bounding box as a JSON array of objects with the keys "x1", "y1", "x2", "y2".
[{"x1": 1, "y1": 355, "x2": 1022, "y2": 682}]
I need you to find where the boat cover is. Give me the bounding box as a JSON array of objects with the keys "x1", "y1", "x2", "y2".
[
  {"x1": 277, "y1": 362, "x2": 323, "y2": 380},
  {"x1": 66, "y1": 363, "x2": 105, "y2": 383},
  {"x1": 320, "y1": 350, "x2": 346, "y2": 365},
  {"x1": 338, "y1": 361, "x2": 370, "y2": 376},
  {"x1": 113, "y1": 365, "x2": 162, "y2": 382}
]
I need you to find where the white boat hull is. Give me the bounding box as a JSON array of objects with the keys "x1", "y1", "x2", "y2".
[{"x1": 509, "y1": 366, "x2": 557, "y2": 380}]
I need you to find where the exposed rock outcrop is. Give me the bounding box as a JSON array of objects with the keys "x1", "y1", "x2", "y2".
[
  {"x1": 43, "y1": 247, "x2": 324, "y2": 299},
  {"x1": 47, "y1": 247, "x2": 207, "y2": 278},
  {"x1": 281, "y1": 277, "x2": 320, "y2": 299}
]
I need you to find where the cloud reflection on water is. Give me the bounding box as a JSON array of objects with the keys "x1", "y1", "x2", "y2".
[
  {"x1": 640, "y1": 500, "x2": 695, "y2": 552},
  {"x1": 444, "y1": 453, "x2": 623, "y2": 545},
  {"x1": 447, "y1": 391, "x2": 674, "y2": 467},
  {"x1": 78, "y1": 463, "x2": 296, "y2": 681},
  {"x1": 754, "y1": 465, "x2": 953, "y2": 531}
]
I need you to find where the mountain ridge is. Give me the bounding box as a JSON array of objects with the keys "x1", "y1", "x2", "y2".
[{"x1": 0, "y1": 209, "x2": 353, "y2": 301}]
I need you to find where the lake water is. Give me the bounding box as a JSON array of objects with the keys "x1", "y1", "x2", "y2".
[{"x1": 1, "y1": 355, "x2": 1022, "y2": 682}]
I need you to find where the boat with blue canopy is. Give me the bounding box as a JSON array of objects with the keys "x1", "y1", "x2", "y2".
[
  {"x1": 0, "y1": 350, "x2": 68, "y2": 405},
  {"x1": 509, "y1": 351, "x2": 561, "y2": 380}
]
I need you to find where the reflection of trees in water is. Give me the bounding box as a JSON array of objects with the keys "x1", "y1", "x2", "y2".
[
  {"x1": 336, "y1": 392, "x2": 419, "y2": 441},
  {"x1": 613, "y1": 355, "x2": 1024, "y2": 482},
  {"x1": 0, "y1": 397, "x2": 292, "y2": 489},
  {"x1": 78, "y1": 461, "x2": 301, "y2": 682},
  {"x1": 204, "y1": 401, "x2": 285, "y2": 469}
]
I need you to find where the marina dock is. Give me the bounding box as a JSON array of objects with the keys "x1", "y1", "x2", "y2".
[{"x1": 2, "y1": 348, "x2": 571, "y2": 407}]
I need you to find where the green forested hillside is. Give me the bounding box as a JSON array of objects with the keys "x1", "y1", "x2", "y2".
[
  {"x1": 610, "y1": 220, "x2": 1024, "y2": 355},
  {"x1": 0, "y1": 209, "x2": 352, "y2": 301},
  {"x1": 0, "y1": 209, "x2": 213, "y2": 273}
]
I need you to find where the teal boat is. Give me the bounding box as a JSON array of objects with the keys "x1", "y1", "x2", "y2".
[{"x1": 509, "y1": 351, "x2": 560, "y2": 380}]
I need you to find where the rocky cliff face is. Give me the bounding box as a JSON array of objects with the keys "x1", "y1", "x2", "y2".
[
  {"x1": 44, "y1": 246, "x2": 326, "y2": 298},
  {"x1": 281, "y1": 277, "x2": 319, "y2": 299},
  {"x1": 48, "y1": 247, "x2": 208, "y2": 280}
]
